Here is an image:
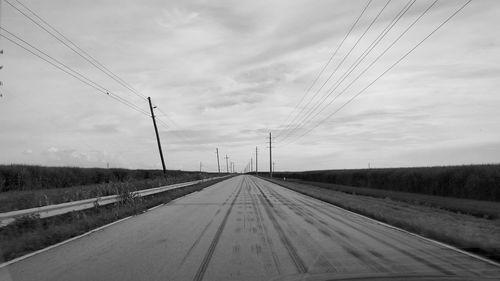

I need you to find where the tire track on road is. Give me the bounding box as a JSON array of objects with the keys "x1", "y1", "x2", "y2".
[
  {"x1": 192, "y1": 179, "x2": 243, "y2": 281},
  {"x1": 270, "y1": 180, "x2": 479, "y2": 274},
  {"x1": 256, "y1": 178, "x2": 341, "y2": 273},
  {"x1": 292, "y1": 196, "x2": 456, "y2": 275},
  {"x1": 264, "y1": 185, "x2": 389, "y2": 273},
  {"x1": 258, "y1": 178, "x2": 398, "y2": 274},
  {"x1": 244, "y1": 177, "x2": 282, "y2": 275},
  {"x1": 178, "y1": 218, "x2": 215, "y2": 267},
  {"x1": 296, "y1": 196, "x2": 480, "y2": 274},
  {"x1": 250, "y1": 178, "x2": 308, "y2": 274}
]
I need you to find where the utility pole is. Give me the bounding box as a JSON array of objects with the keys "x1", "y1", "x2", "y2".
[
  {"x1": 199, "y1": 162, "x2": 202, "y2": 173},
  {"x1": 225, "y1": 155, "x2": 229, "y2": 173},
  {"x1": 148, "y1": 97, "x2": 166, "y2": 177},
  {"x1": 251, "y1": 157, "x2": 253, "y2": 173},
  {"x1": 256, "y1": 146, "x2": 258, "y2": 176},
  {"x1": 216, "y1": 148, "x2": 221, "y2": 173},
  {"x1": 269, "y1": 132, "x2": 273, "y2": 178}
]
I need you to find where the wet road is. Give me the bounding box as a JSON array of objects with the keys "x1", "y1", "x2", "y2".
[{"x1": 2, "y1": 175, "x2": 500, "y2": 281}]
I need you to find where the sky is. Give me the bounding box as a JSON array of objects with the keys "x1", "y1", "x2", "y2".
[{"x1": 0, "y1": 0, "x2": 499, "y2": 172}]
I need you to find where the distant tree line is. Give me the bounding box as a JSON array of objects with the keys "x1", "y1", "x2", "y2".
[
  {"x1": 0, "y1": 165, "x2": 204, "y2": 192},
  {"x1": 272, "y1": 164, "x2": 500, "y2": 202}
]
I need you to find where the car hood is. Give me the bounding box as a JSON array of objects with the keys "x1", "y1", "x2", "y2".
[{"x1": 268, "y1": 272, "x2": 499, "y2": 281}]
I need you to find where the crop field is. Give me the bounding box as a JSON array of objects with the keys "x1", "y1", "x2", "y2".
[
  {"x1": 271, "y1": 164, "x2": 500, "y2": 202},
  {"x1": 276, "y1": 178, "x2": 500, "y2": 219},
  {"x1": 0, "y1": 164, "x2": 216, "y2": 192},
  {"x1": 0, "y1": 165, "x2": 224, "y2": 212}
]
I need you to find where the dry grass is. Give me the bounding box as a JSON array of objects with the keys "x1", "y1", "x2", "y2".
[
  {"x1": 0, "y1": 174, "x2": 207, "y2": 213},
  {"x1": 283, "y1": 179, "x2": 500, "y2": 219},
  {"x1": 265, "y1": 177, "x2": 500, "y2": 261}
]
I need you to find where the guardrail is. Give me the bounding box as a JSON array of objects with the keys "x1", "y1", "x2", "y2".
[{"x1": 0, "y1": 176, "x2": 230, "y2": 227}]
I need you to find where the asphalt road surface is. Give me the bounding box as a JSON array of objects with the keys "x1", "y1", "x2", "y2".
[{"x1": 2, "y1": 175, "x2": 500, "y2": 281}]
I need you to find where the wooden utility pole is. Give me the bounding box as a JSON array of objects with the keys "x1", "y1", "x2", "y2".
[
  {"x1": 216, "y1": 148, "x2": 221, "y2": 173},
  {"x1": 269, "y1": 132, "x2": 273, "y2": 177},
  {"x1": 225, "y1": 155, "x2": 229, "y2": 173},
  {"x1": 256, "y1": 146, "x2": 258, "y2": 176},
  {"x1": 148, "y1": 97, "x2": 166, "y2": 177}
]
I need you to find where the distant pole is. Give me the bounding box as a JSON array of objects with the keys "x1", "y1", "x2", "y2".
[
  {"x1": 269, "y1": 132, "x2": 273, "y2": 178},
  {"x1": 216, "y1": 148, "x2": 221, "y2": 173},
  {"x1": 256, "y1": 146, "x2": 258, "y2": 176},
  {"x1": 251, "y1": 157, "x2": 253, "y2": 173},
  {"x1": 200, "y1": 162, "x2": 202, "y2": 173},
  {"x1": 148, "y1": 97, "x2": 166, "y2": 177},
  {"x1": 225, "y1": 155, "x2": 229, "y2": 173}
]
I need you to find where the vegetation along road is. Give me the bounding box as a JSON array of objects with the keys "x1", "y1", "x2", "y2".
[{"x1": 1, "y1": 175, "x2": 500, "y2": 281}]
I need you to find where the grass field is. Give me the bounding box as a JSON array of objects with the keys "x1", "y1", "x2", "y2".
[
  {"x1": 271, "y1": 164, "x2": 500, "y2": 202},
  {"x1": 265, "y1": 177, "x2": 500, "y2": 262},
  {"x1": 0, "y1": 176, "x2": 230, "y2": 262},
  {"x1": 0, "y1": 173, "x2": 216, "y2": 213},
  {"x1": 282, "y1": 178, "x2": 500, "y2": 219},
  {"x1": 0, "y1": 164, "x2": 220, "y2": 192},
  {"x1": 0, "y1": 164, "x2": 224, "y2": 213}
]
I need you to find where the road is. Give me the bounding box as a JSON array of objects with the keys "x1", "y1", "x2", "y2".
[{"x1": 1, "y1": 175, "x2": 500, "y2": 281}]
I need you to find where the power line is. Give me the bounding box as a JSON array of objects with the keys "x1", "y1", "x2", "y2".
[
  {"x1": 6, "y1": 0, "x2": 189, "y2": 144},
  {"x1": 154, "y1": 118, "x2": 193, "y2": 143},
  {"x1": 0, "y1": 28, "x2": 150, "y2": 117},
  {"x1": 277, "y1": 0, "x2": 394, "y2": 143},
  {"x1": 5, "y1": 0, "x2": 193, "y2": 142},
  {"x1": 284, "y1": 0, "x2": 471, "y2": 145},
  {"x1": 5, "y1": 0, "x2": 148, "y2": 101},
  {"x1": 281, "y1": 0, "x2": 434, "y2": 144},
  {"x1": 154, "y1": 106, "x2": 193, "y2": 141},
  {"x1": 278, "y1": 0, "x2": 416, "y2": 143},
  {"x1": 275, "y1": 0, "x2": 374, "y2": 139}
]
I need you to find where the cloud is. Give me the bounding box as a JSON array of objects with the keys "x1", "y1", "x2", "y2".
[
  {"x1": 2, "y1": 0, "x2": 499, "y2": 172},
  {"x1": 155, "y1": 8, "x2": 200, "y2": 29}
]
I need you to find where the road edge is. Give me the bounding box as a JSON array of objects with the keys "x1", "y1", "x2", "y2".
[{"x1": 259, "y1": 176, "x2": 500, "y2": 269}]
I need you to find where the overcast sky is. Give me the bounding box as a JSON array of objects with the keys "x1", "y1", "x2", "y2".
[{"x1": 1, "y1": 0, "x2": 499, "y2": 172}]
